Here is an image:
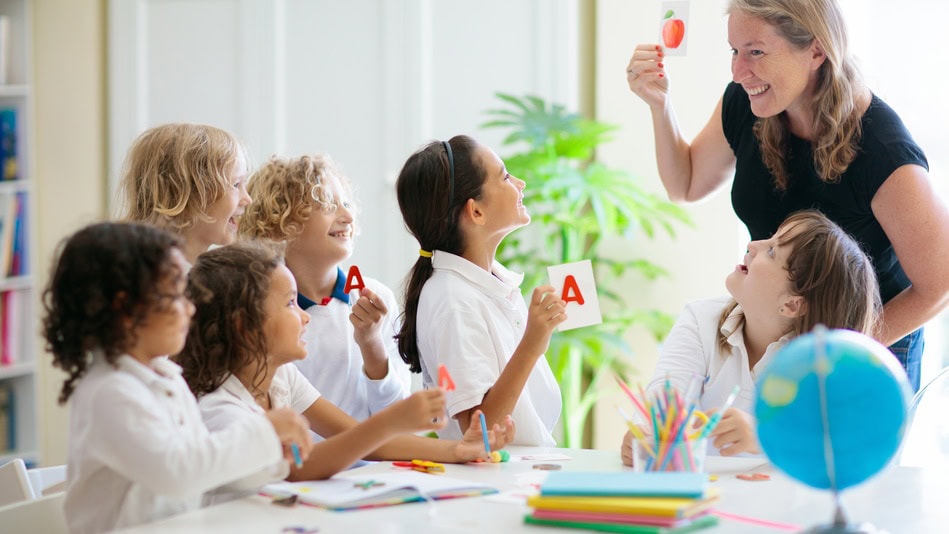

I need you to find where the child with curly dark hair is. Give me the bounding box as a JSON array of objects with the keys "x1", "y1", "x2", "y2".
[
  {"x1": 176, "y1": 240, "x2": 515, "y2": 488},
  {"x1": 42, "y1": 222, "x2": 312, "y2": 534}
]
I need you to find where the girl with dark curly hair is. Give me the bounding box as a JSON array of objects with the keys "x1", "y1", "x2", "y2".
[
  {"x1": 176, "y1": 240, "x2": 515, "y2": 488},
  {"x1": 42, "y1": 222, "x2": 311, "y2": 533}
]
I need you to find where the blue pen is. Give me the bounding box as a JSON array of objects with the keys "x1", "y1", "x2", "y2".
[
  {"x1": 290, "y1": 442, "x2": 303, "y2": 468},
  {"x1": 478, "y1": 412, "x2": 491, "y2": 454}
]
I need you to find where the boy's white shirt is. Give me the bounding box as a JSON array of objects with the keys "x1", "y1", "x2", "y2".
[
  {"x1": 648, "y1": 297, "x2": 790, "y2": 456},
  {"x1": 64, "y1": 352, "x2": 283, "y2": 534},
  {"x1": 198, "y1": 364, "x2": 321, "y2": 504},
  {"x1": 416, "y1": 250, "x2": 561, "y2": 447},
  {"x1": 295, "y1": 276, "x2": 410, "y2": 424}
]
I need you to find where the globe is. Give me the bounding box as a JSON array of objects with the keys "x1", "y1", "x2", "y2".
[{"x1": 755, "y1": 327, "x2": 912, "y2": 492}]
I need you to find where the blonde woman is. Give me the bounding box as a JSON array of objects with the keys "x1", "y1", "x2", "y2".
[{"x1": 624, "y1": 0, "x2": 949, "y2": 390}]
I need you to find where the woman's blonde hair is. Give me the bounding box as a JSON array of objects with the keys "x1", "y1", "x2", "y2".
[
  {"x1": 717, "y1": 210, "x2": 880, "y2": 353},
  {"x1": 239, "y1": 154, "x2": 356, "y2": 241},
  {"x1": 727, "y1": 0, "x2": 865, "y2": 190},
  {"x1": 117, "y1": 123, "x2": 246, "y2": 231}
]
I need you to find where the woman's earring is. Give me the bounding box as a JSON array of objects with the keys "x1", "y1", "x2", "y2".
[{"x1": 779, "y1": 306, "x2": 785, "y2": 313}]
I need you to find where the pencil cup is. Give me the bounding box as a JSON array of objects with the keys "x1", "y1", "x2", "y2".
[{"x1": 632, "y1": 436, "x2": 707, "y2": 473}]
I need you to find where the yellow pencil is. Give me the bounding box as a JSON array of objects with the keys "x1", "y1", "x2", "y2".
[{"x1": 614, "y1": 405, "x2": 657, "y2": 459}]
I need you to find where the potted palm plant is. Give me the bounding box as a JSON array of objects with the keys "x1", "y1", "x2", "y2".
[{"x1": 481, "y1": 94, "x2": 690, "y2": 447}]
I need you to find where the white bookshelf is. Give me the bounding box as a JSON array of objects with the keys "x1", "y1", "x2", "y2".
[{"x1": 0, "y1": 0, "x2": 36, "y2": 467}]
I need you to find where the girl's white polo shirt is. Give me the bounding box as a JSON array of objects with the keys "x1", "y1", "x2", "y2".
[
  {"x1": 649, "y1": 297, "x2": 787, "y2": 456},
  {"x1": 198, "y1": 364, "x2": 321, "y2": 504},
  {"x1": 416, "y1": 251, "x2": 561, "y2": 446}
]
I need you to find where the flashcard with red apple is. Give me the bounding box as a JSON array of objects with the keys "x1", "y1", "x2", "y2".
[
  {"x1": 659, "y1": 1, "x2": 689, "y2": 56},
  {"x1": 547, "y1": 259, "x2": 602, "y2": 332}
]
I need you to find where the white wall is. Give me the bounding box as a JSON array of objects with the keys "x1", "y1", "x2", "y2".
[
  {"x1": 34, "y1": 0, "x2": 107, "y2": 466},
  {"x1": 591, "y1": 0, "x2": 738, "y2": 449},
  {"x1": 109, "y1": 0, "x2": 579, "y2": 294}
]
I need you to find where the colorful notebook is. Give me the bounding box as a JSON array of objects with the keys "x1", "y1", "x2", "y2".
[
  {"x1": 540, "y1": 472, "x2": 707, "y2": 499},
  {"x1": 524, "y1": 513, "x2": 719, "y2": 533},
  {"x1": 527, "y1": 490, "x2": 719, "y2": 519},
  {"x1": 261, "y1": 471, "x2": 497, "y2": 511},
  {"x1": 531, "y1": 509, "x2": 711, "y2": 528}
]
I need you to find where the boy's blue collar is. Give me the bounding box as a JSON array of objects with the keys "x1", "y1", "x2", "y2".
[{"x1": 297, "y1": 267, "x2": 351, "y2": 308}]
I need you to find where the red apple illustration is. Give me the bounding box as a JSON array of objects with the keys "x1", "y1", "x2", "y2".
[{"x1": 662, "y1": 10, "x2": 685, "y2": 49}]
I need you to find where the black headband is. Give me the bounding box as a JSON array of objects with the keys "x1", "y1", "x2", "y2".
[{"x1": 442, "y1": 140, "x2": 455, "y2": 217}]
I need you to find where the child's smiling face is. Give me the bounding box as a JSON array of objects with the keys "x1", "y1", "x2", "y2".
[
  {"x1": 126, "y1": 247, "x2": 195, "y2": 364},
  {"x1": 188, "y1": 151, "x2": 252, "y2": 255},
  {"x1": 262, "y1": 263, "x2": 311, "y2": 366},
  {"x1": 293, "y1": 173, "x2": 356, "y2": 266},
  {"x1": 469, "y1": 144, "x2": 530, "y2": 235}
]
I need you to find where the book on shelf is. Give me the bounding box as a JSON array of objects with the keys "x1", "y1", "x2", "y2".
[
  {"x1": 0, "y1": 290, "x2": 20, "y2": 365},
  {"x1": 0, "y1": 382, "x2": 13, "y2": 452},
  {"x1": 0, "y1": 16, "x2": 8, "y2": 86},
  {"x1": 0, "y1": 108, "x2": 15, "y2": 181},
  {"x1": 0, "y1": 190, "x2": 24, "y2": 278},
  {"x1": 9, "y1": 191, "x2": 26, "y2": 276},
  {"x1": 261, "y1": 470, "x2": 498, "y2": 511}
]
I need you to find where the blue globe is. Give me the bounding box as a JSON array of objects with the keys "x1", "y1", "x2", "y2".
[{"x1": 755, "y1": 328, "x2": 912, "y2": 491}]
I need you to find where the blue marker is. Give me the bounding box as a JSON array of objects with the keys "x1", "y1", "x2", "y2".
[
  {"x1": 478, "y1": 412, "x2": 491, "y2": 454},
  {"x1": 291, "y1": 442, "x2": 303, "y2": 468}
]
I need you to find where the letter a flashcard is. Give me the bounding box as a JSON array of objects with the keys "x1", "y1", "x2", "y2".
[{"x1": 547, "y1": 259, "x2": 602, "y2": 331}]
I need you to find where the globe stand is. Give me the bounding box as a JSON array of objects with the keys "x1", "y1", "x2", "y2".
[{"x1": 804, "y1": 492, "x2": 885, "y2": 534}]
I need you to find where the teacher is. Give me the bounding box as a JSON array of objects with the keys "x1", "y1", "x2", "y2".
[{"x1": 625, "y1": 0, "x2": 949, "y2": 391}]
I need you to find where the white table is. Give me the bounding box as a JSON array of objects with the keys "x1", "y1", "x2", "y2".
[{"x1": 117, "y1": 447, "x2": 948, "y2": 533}]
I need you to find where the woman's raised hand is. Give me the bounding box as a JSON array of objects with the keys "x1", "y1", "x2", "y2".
[{"x1": 626, "y1": 44, "x2": 669, "y2": 109}]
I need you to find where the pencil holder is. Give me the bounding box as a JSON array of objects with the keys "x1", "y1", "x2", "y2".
[{"x1": 632, "y1": 436, "x2": 707, "y2": 473}]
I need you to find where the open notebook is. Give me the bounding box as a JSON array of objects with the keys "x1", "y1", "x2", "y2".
[{"x1": 261, "y1": 471, "x2": 498, "y2": 511}]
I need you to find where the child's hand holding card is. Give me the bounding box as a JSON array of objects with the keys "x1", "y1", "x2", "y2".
[{"x1": 546, "y1": 259, "x2": 602, "y2": 331}]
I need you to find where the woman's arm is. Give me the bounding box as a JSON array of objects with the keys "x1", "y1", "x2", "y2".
[
  {"x1": 650, "y1": 97, "x2": 736, "y2": 203},
  {"x1": 627, "y1": 45, "x2": 735, "y2": 202},
  {"x1": 872, "y1": 164, "x2": 949, "y2": 345}
]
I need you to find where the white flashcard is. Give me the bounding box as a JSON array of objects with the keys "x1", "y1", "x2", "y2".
[
  {"x1": 547, "y1": 259, "x2": 602, "y2": 332},
  {"x1": 659, "y1": 0, "x2": 690, "y2": 56}
]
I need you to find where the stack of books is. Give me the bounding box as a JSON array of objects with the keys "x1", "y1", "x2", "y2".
[{"x1": 525, "y1": 472, "x2": 719, "y2": 533}]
